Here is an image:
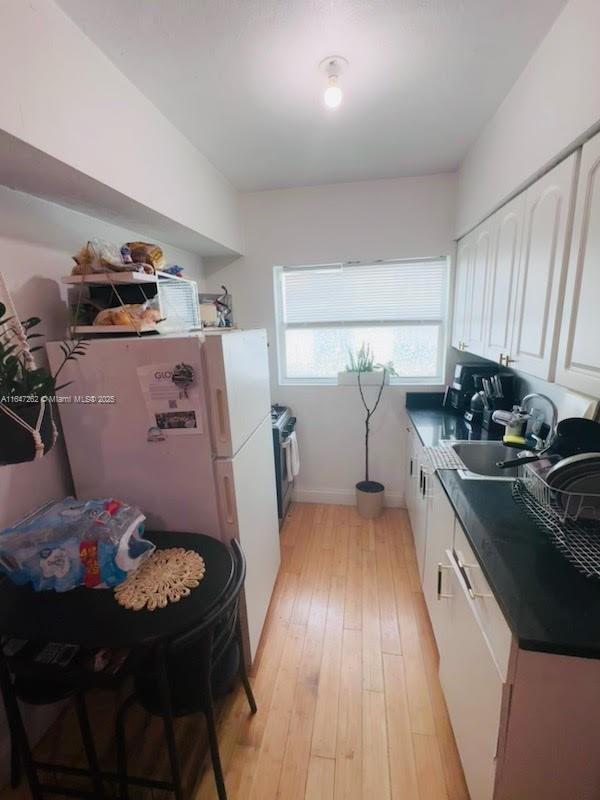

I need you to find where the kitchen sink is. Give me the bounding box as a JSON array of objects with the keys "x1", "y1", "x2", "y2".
[{"x1": 449, "y1": 441, "x2": 521, "y2": 481}]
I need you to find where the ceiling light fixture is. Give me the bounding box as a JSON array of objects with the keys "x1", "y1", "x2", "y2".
[{"x1": 319, "y1": 56, "x2": 348, "y2": 110}]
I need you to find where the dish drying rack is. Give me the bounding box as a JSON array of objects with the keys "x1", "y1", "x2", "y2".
[{"x1": 513, "y1": 466, "x2": 600, "y2": 579}]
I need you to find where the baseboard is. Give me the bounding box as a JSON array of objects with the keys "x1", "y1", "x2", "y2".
[{"x1": 292, "y1": 487, "x2": 406, "y2": 508}]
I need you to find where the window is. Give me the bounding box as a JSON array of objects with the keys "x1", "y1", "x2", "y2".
[{"x1": 274, "y1": 258, "x2": 448, "y2": 384}]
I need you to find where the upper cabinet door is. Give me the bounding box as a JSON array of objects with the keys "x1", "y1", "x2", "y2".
[
  {"x1": 556, "y1": 133, "x2": 600, "y2": 395},
  {"x1": 452, "y1": 234, "x2": 473, "y2": 350},
  {"x1": 484, "y1": 195, "x2": 524, "y2": 365},
  {"x1": 509, "y1": 154, "x2": 578, "y2": 380},
  {"x1": 465, "y1": 222, "x2": 493, "y2": 358}
]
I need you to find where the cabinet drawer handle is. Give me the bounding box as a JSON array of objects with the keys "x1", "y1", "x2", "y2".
[
  {"x1": 409, "y1": 458, "x2": 413, "y2": 477},
  {"x1": 456, "y1": 554, "x2": 493, "y2": 600},
  {"x1": 447, "y1": 548, "x2": 491, "y2": 601},
  {"x1": 468, "y1": 587, "x2": 493, "y2": 599},
  {"x1": 437, "y1": 563, "x2": 453, "y2": 599},
  {"x1": 456, "y1": 556, "x2": 479, "y2": 571},
  {"x1": 423, "y1": 475, "x2": 435, "y2": 499}
]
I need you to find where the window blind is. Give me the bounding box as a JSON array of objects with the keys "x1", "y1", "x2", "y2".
[{"x1": 281, "y1": 260, "x2": 447, "y2": 325}]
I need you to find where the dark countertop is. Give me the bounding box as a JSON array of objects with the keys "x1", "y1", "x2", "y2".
[{"x1": 406, "y1": 396, "x2": 600, "y2": 659}]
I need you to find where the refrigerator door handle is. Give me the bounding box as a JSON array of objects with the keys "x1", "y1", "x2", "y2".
[
  {"x1": 223, "y1": 475, "x2": 235, "y2": 524},
  {"x1": 215, "y1": 388, "x2": 228, "y2": 443}
]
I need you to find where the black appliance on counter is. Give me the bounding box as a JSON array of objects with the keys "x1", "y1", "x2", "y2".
[
  {"x1": 443, "y1": 362, "x2": 501, "y2": 414},
  {"x1": 271, "y1": 404, "x2": 296, "y2": 527},
  {"x1": 464, "y1": 372, "x2": 516, "y2": 432}
]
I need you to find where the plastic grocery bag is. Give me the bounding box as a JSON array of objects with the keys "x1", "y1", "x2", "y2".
[{"x1": 0, "y1": 498, "x2": 154, "y2": 592}]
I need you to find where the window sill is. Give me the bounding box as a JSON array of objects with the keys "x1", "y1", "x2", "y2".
[{"x1": 278, "y1": 378, "x2": 446, "y2": 389}]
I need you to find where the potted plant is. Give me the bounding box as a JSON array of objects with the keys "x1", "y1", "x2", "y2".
[
  {"x1": 0, "y1": 302, "x2": 88, "y2": 465},
  {"x1": 346, "y1": 344, "x2": 397, "y2": 519},
  {"x1": 337, "y1": 343, "x2": 393, "y2": 385}
]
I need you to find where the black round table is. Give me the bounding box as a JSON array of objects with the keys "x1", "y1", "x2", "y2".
[
  {"x1": 0, "y1": 531, "x2": 235, "y2": 799},
  {"x1": 0, "y1": 531, "x2": 235, "y2": 649}
]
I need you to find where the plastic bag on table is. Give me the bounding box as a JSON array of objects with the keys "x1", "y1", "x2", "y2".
[{"x1": 0, "y1": 498, "x2": 154, "y2": 592}]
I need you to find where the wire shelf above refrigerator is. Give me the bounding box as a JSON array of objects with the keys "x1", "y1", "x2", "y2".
[
  {"x1": 62, "y1": 272, "x2": 155, "y2": 285},
  {"x1": 69, "y1": 324, "x2": 160, "y2": 335},
  {"x1": 61, "y1": 270, "x2": 189, "y2": 285}
]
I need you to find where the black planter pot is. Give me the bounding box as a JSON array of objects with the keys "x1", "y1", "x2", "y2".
[{"x1": 0, "y1": 401, "x2": 55, "y2": 466}]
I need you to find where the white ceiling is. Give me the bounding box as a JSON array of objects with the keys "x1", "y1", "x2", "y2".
[{"x1": 56, "y1": 0, "x2": 567, "y2": 192}]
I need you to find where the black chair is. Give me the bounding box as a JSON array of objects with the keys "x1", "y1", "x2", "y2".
[
  {"x1": 115, "y1": 539, "x2": 257, "y2": 800},
  {"x1": 0, "y1": 658, "x2": 106, "y2": 799}
]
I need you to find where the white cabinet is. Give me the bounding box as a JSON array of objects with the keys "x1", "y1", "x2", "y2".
[
  {"x1": 453, "y1": 525, "x2": 512, "y2": 680},
  {"x1": 439, "y1": 546, "x2": 506, "y2": 800},
  {"x1": 404, "y1": 427, "x2": 513, "y2": 800},
  {"x1": 507, "y1": 153, "x2": 578, "y2": 380},
  {"x1": 466, "y1": 222, "x2": 493, "y2": 356},
  {"x1": 452, "y1": 233, "x2": 473, "y2": 350},
  {"x1": 484, "y1": 194, "x2": 524, "y2": 364},
  {"x1": 556, "y1": 132, "x2": 600, "y2": 395},
  {"x1": 413, "y1": 472, "x2": 430, "y2": 582},
  {"x1": 422, "y1": 475, "x2": 455, "y2": 649},
  {"x1": 452, "y1": 223, "x2": 492, "y2": 357},
  {"x1": 413, "y1": 461, "x2": 430, "y2": 581},
  {"x1": 405, "y1": 425, "x2": 428, "y2": 582},
  {"x1": 404, "y1": 426, "x2": 419, "y2": 521},
  {"x1": 403, "y1": 426, "x2": 600, "y2": 800},
  {"x1": 453, "y1": 154, "x2": 577, "y2": 379}
]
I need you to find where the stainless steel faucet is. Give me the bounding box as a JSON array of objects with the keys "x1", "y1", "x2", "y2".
[
  {"x1": 519, "y1": 393, "x2": 559, "y2": 450},
  {"x1": 491, "y1": 392, "x2": 558, "y2": 450}
]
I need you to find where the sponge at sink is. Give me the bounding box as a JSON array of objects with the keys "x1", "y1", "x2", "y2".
[{"x1": 503, "y1": 434, "x2": 537, "y2": 449}]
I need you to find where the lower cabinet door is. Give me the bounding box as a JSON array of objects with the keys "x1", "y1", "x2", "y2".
[
  {"x1": 423, "y1": 476, "x2": 455, "y2": 650},
  {"x1": 412, "y1": 460, "x2": 429, "y2": 582},
  {"x1": 439, "y1": 550, "x2": 505, "y2": 800},
  {"x1": 405, "y1": 427, "x2": 428, "y2": 583},
  {"x1": 405, "y1": 427, "x2": 418, "y2": 521}
]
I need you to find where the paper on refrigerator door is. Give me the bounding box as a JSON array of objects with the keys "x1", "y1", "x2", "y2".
[{"x1": 137, "y1": 363, "x2": 204, "y2": 436}]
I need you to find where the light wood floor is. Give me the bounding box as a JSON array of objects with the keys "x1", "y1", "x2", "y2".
[{"x1": 1, "y1": 503, "x2": 469, "y2": 799}]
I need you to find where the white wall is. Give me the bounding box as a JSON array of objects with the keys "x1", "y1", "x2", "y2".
[
  {"x1": 457, "y1": 0, "x2": 600, "y2": 235},
  {"x1": 0, "y1": 0, "x2": 242, "y2": 254},
  {"x1": 0, "y1": 185, "x2": 204, "y2": 780},
  {"x1": 205, "y1": 174, "x2": 457, "y2": 506}
]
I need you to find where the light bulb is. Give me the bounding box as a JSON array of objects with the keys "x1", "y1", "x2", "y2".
[{"x1": 324, "y1": 77, "x2": 342, "y2": 109}]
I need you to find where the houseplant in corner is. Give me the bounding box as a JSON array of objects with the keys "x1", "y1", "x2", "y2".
[
  {"x1": 0, "y1": 302, "x2": 88, "y2": 465},
  {"x1": 345, "y1": 344, "x2": 397, "y2": 519}
]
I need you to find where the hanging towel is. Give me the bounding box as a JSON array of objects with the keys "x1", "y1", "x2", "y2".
[{"x1": 285, "y1": 431, "x2": 300, "y2": 482}]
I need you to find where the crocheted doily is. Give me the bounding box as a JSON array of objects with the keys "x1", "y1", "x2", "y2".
[{"x1": 114, "y1": 548, "x2": 206, "y2": 611}]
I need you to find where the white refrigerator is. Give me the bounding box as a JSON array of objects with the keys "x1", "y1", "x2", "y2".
[{"x1": 46, "y1": 329, "x2": 280, "y2": 662}]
